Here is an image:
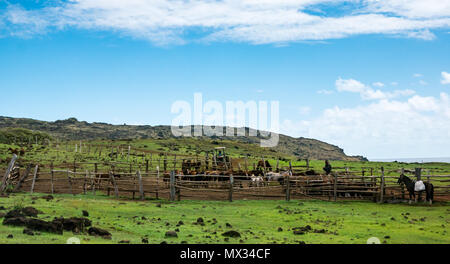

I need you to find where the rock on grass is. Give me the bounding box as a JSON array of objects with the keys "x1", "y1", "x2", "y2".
[
  {"x1": 88, "y1": 227, "x2": 112, "y2": 239},
  {"x1": 222, "y1": 231, "x2": 241, "y2": 238},
  {"x1": 3, "y1": 216, "x2": 63, "y2": 234},
  {"x1": 23, "y1": 228, "x2": 34, "y2": 236},
  {"x1": 165, "y1": 231, "x2": 178, "y2": 238},
  {"x1": 52, "y1": 217, "x2": 92, "y2": 233}
]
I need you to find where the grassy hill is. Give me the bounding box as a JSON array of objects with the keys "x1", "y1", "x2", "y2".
[{"x1": 0, "y1": 116, "x2": 366, "y2": 161}]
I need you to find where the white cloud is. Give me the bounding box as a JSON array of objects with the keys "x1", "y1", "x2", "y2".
[
  {"x1": 1, "y1": 1, "x2": 450, "y2": 44},
  {"x1": 298, "y1": 106, "x2": 311, "y2": 115},
  {"x1": 317, "y1": 89, "x2": 334, "y2": 95},
  {"x1": 413, "y1": 73, "x2": 423, "y2": 78},
  {"x1": 281, "y1": 92, "x2": 450, "y2": 158},
  {"x1": 372, "y1": 82, "x2": 385, "y2": 87},
  {"x1": 336, "y1": 78, "x2": 415, "y2": 100},
  {"x1": 366, "y1": 0, "x2": 450, "y2": 19},
  {"x1": 442, "y1": 71, "x2": 450, "y2": 84},
  {"x1": 419, "y1": 80, "x2": 428, "y2": 86}
]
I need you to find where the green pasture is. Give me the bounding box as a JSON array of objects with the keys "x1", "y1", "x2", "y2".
[{"x1": 0, "y1": 193, "x2": 448, "y2": 244}]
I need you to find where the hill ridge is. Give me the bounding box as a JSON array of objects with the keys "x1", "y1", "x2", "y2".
[{"x1": 0, "y1": 116, "x2": 367, "y2": 161}]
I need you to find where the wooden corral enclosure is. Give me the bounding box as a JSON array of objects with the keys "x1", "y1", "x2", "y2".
[{"x1": 1, "y1": 155, "x2": 450, "y2": 203}]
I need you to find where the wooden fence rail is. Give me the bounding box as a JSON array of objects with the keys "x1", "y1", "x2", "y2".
[{"x1": 1, "y1": 163, "x2": 449, "y2": 202}]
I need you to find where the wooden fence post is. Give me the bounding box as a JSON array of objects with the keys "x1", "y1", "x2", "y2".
[
  {"x1": 244, "y1": 157, "x2": 248, "y2": 174},
  {"x1": 286, "y1": 162, "x2": 292, "y2": 201},
  {"x1": 173, "y1": 155, "x2": 177, "y2": 171},
  {"x1": 67, "y1": 170, "x2": 73, "y2": 195},
  {"x1": 149, "y1": 153, "x2": 153, "y2": 169},
  {"x1": 333, "y1": 173, "x2": 337, "y2": 202},
  {"x1": 91, "y1": 171, "x2": 96, "y2": 196},
  {"x1": 132, "y1": 172, "x2": 136, "y2": 200},
  {"x1": 93, "y1": 163, "x2": 98, "y2": 195},
  {"x1": 138, "y1": 170, "x2": 144, "y2": 201},
  {"x1": 1, "y1": 154, "x2": 18, "y2": 193},
  {"x1": 127, "y1": 145, "x2": 131, "y2": 161},
  {"x1": 400, "y1": 168, "x2": 405, "y2": 200},
  {"x1": 50, "y1": 162, "x2": 54, "y2": 194},
  {"x1": 156, "y1": 165, "x2": 160, "y2": 200},
  {"x1": 83, "y1": 170, "x2": 88, "y2": 195},
  {"x1": 229, "y1": 175, "x2": 234, "y2": 202},
  {"x1": 110, "y1": 171, "x2": 119, "y2": 198},
  {"x1": 164, "y1": 154, "x2": 168, "y2": 172},
  {"x1": 13, "y1": 165, "x2": 32, "y2": 192},
  {"x1": 213, "y1": 153, "x2": 217, "y2": 169},
  {"x1": 379, "y1": 167, "x2": 385, "y2": 203},
  {"x1": 361, "y1": 169, "x2": 367, "y2": 187},
  {"x1": 30, "y1": 165, "x2": 39, "y2": 194},
  {"x1": 169, "y1": 171, "x2": 175, "y2": 201}
]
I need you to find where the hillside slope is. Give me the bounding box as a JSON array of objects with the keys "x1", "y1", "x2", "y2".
[{"x1": 0, "y1": 116, "x2": 366, "y2": 161}]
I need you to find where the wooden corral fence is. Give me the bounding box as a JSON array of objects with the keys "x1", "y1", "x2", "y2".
[{"x1": 1, "y1": 159, "x2": 449, "y2": 203}]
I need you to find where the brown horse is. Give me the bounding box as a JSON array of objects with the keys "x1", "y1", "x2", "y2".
[{"x1": 257, "y1": 160, "x2": 272, "y2": 171}]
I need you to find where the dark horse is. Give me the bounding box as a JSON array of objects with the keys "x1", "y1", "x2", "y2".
[{"x1": 397, "y1": 174, "x2": 434, "y2": 205}]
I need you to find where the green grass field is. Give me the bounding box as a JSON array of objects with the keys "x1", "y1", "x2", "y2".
[{"x1": 0, "y1": 193, "x2": 448, "y2": 244}]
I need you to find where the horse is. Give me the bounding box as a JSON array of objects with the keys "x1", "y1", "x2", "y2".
[
  {"x1": 257, "y1": 160, "x2": 272, "y2": 172},
  {"x1": 397, "y1": 174, "x2": 434, "y2": 205}
]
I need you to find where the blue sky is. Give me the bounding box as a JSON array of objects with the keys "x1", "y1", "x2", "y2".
[{"x1": 1, "y1": 0, "x2": 450, "y2": 159}]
